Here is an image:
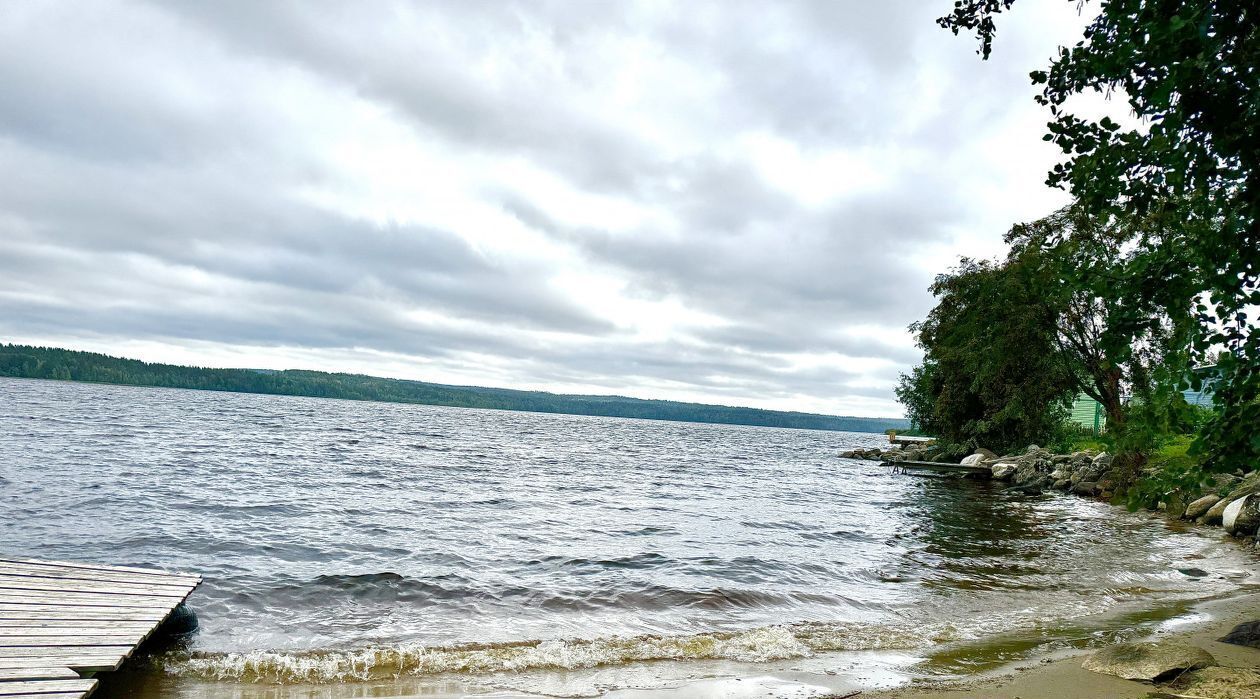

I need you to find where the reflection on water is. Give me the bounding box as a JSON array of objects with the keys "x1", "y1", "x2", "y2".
[{"x1": 0, "y1": 377, "x2": 1254, "y2": 697}]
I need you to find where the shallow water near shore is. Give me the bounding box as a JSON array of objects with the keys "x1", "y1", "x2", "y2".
[{"x1": 2, "y1": 377, "x2": 1256, "y2": 697}]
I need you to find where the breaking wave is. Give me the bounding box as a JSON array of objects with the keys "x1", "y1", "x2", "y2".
[{"x1": 163, "y1": 622, "x2": 940, "y2": 683}]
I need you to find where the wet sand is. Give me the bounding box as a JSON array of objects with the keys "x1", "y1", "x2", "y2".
[{"x1": 864, "y1": 591, "x2": 1260, "y2": 698}]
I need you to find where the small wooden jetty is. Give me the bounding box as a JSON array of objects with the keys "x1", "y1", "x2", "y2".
[
  {"x1": 0, "y1": 557, "x2": 201, "y2": 699},
  {"x1": 882, "y1": 459, "x2": 992, "y2": 477},
  {"x1": 887, "y1": 432, "x2": 936, "y2": 447}
]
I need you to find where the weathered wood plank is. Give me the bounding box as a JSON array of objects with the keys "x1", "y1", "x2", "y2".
[
  {"x1": 0, "y1": 592, "x2": 185, "y2": 609},
  {"x1": 0, "y1": 656, "x2": 120, "y2": 672},
  {"x1": 0, "y1": 564, "x2": 195, "y2": 588},
  {"x1": 880, "y1": 460, "x2": 992, "y2": 475},
  {"x1": 0, "y1": 608, "x2": 168, "y2": 622},
  {"x1": 0, "y1": 637, "x2": 139, "y2": 648},
  {"x1": 0, "y1": 647, "x2": 131, "y2": 659},
  {"x1": 0, "y1": 578, "x2": 191, "y2": 598},
  {"x1": 0, "y1": 560, "x2": 197, "y2": 583},
  {"x1": 0, "y1": 624, "x2": 157, "y2": 634},
  {"x1": 0, "y1": 693, "x2": 89, "y2": 699},
  {"x1": 0, "y1": 679, "x2": 96, "y2": 697},
  {"x1": 0, "y1": 668, "x2": 78, "y2": 682},
  {"x1": 0, "y1": 624, "x2": 156, "y2": 636}
]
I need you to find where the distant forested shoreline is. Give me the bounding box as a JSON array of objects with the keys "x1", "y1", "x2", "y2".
[{"x1": 0, "y1": 344, "x2": 909, "y2": 433}]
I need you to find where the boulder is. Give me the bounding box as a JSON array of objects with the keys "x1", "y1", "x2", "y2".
[
  {"x1": 991, "y1": 462, "x2": 1017, "y2": 480},
  {"x1": 1052, "y1": 478, "x2": 1070, "y2": 490},
  {"x1": 1071, "y1": 458, "x2": 1108, "y2": 486},
  {"x1": 1222, "y1": 494, "x2": 1260, "y2": 535},
  {"x1": 1218, "y1": 620, "x2": 1260, "y2": 649},
  {"x1": 975, "y1": 447, "x2": 998, "y2": 461},
  {"x1": 960, "y1": 453, "x2": 985, "y2": 466},
  {"x1": 1184, "y1": 494, "x2": 1221, "y2": 520},
  {"x1": 1081, "y1": 641, "x2": 1215, "y2": 682},
  {"x1": 1205, "y1": 495, "x2": 1235, "y2": 525},
  {"x1": 1072, "y1": 481, "x2": 1099, "y2": 496}
]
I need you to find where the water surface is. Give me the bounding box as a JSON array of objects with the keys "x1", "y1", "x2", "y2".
[{"x1": 0, "y1": 377, "x2": 1253, "y2": 697}]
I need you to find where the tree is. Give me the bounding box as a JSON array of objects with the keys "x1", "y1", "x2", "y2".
[
  {"x1": 897, "y1": 255, "x2": 1078, "y2": 454},
  {"x1": 939, "y1": 1, "x2": 1259, "y2": 472}
]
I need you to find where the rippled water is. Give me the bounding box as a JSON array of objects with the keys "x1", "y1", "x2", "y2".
[{"x1": 1, "y1": 377, "x2": 1254, "y2": 697}]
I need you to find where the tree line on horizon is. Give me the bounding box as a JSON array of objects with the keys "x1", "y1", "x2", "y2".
[
  {"x1": 898, "y1": 1, "x2": 1257, "y2": 506},
  {"x1": 0, "y1": 344, "x2": 910, "y2": 434}
]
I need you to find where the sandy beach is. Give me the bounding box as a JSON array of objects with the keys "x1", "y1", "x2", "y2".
[{"x1": 862, "y1": 590, "x2": 1260, "y2": 699}]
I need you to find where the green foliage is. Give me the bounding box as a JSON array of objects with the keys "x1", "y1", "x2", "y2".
[
  {"x1": 940, "y1": 0, "x2": 1260, "y2": 475},
  {"x1": 896, "y1": 256, "x2": 1077, "y2": 454},
  {"x1": 0, "y1": 344, "x2": 909, "y2": 434},
  {"x1": 1045, "y1": 420, "x2": 1110, "y2": 455},
  {"x1": 1124, "y1": 435, "x2": 1217, "y2": 510}
]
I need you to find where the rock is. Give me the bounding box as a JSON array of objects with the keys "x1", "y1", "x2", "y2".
[
  {"x1": 1071, "y1": 458, "x2": 1108, "y2": 486},
  {"x1": 1226, "y1": 470, "x2": 1260, "y2": 500},
  {"x1": 1081, "y1": 641, "x2": 1215, "y2": 682},
  {"x1": 1171, "y1": 666, "x2": 1260, "y2": 699},
  {"x1": 1205, "y1": 495, "x2": 1236, "y2": 525},
  {"x1": 1052, "y1": 478, "x2": 1070, "y2": 490},
  {"x1": 1072, "y1": 480, "x2": 1099, "y2": 496},
  {"x1": 1025, "y1": 444, "x2": 1041, "y2": 454},
  {"x1": 1219, "y1": 620, "x2": 1260, "y2": 649},
  {"x1": 960, "y1": 453, "x2": 984, "y2": 466},
  {"x1": 1223, "y1": 494, "x2": 1260, "y2": 535},
  {"x1": 1184, "y1": 494, "x2": 1221, "y2": 520},
  {"x1": 1092, "y1": 452, "x2": 1113, "y2": 469},
  {"x1": 991, "y1": 462, "x2": 1017, "y2": 480},
  {"x1": 975, "y1": 447, "x2": 998, "y2": 461}
]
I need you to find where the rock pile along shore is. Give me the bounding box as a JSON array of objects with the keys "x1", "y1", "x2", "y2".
[{"x1": 839, "y1": 443, "x2": 1260, "y2": 549}]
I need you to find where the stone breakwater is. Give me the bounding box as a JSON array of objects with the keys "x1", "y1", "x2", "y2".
[{"x1": 840, "y1": 444, "x2": 1260, "y2": 550}]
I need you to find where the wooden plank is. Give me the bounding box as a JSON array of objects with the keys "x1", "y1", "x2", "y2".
[
  {"x1": 0, "y1": 637, "x2": 140, "y2": 648},
  {"x1": 0, "y1": 694, "x2": 89, "y2": 699},
  {"x1": 0, "y1": 646, "x2": 131, "y2": 659},
  {"x1": 0, "y1": 668, "x2": 78, "y2": 681},
  {"x1": 0, "y1": 624, "x2": 156, "y2": 636},
  {"x1": 0, "y1": 560, "x2": 197, "y2": 583},
  {"x1": 0, "y1": 656, "x2": 120, "y2": 672},
  {"x1": 0, "y1": 609, "x2": 168, "y2": 623},
  {"x1": 0, "y1": 564, "x2": 195, "y2": 588},
  {"x1": 0, "y1": 578, "x2": 192, "y2": 598},
  {"x1": 0, "y1": 621, "x2": 156, "y2": 631},
  {"x1": 881, "y1": 459, "x2": 992, "y2": 474},
  {"x1": 0, "y1": 592, "x2": 186, "y2": 609},
  {"x1": 0, "y1": 680, "x2": 95, "y2": 697}
]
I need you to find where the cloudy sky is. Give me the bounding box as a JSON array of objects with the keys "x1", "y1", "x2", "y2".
[{"x1": 0, "y1": 1, "x2": 1088, "y2": 417}]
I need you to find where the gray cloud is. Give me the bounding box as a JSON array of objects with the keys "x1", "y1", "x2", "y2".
[{"x1": 0, "y1": 0, "x2": 1079, "y2": 416}]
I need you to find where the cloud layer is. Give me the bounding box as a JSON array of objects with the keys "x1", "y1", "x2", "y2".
[{"x1": 0, "y1": 0, "x2": 1081, "y2": 416}]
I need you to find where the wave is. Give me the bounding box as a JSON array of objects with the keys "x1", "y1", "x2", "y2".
[{"x1": 162, "y1": 621, "x2": 939, "y2": 683}]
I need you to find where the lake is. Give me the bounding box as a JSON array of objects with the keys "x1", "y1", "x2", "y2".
[{"x1": 1, "y1": 377, "x2": 1254, "y2": 697}]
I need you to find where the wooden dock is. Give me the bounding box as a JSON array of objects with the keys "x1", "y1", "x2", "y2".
[
  {"x1": 882, "y1": 459, "x2": 992, "y2": 477},
  {"x1": 887, "y1": 433, "x2": 936, "y2": 446},
  {"x1": 0, "y1": 558, "x2": 201, "y2": 699}
]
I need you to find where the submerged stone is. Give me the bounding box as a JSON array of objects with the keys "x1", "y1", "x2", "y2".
[{"x1": 1081, "y1": 641, "x2": 1215, "y2": 682}]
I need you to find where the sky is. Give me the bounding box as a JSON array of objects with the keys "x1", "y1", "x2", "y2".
[{"x1": 0, "y1": 1, "x2": 1091, "y2": 418}]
